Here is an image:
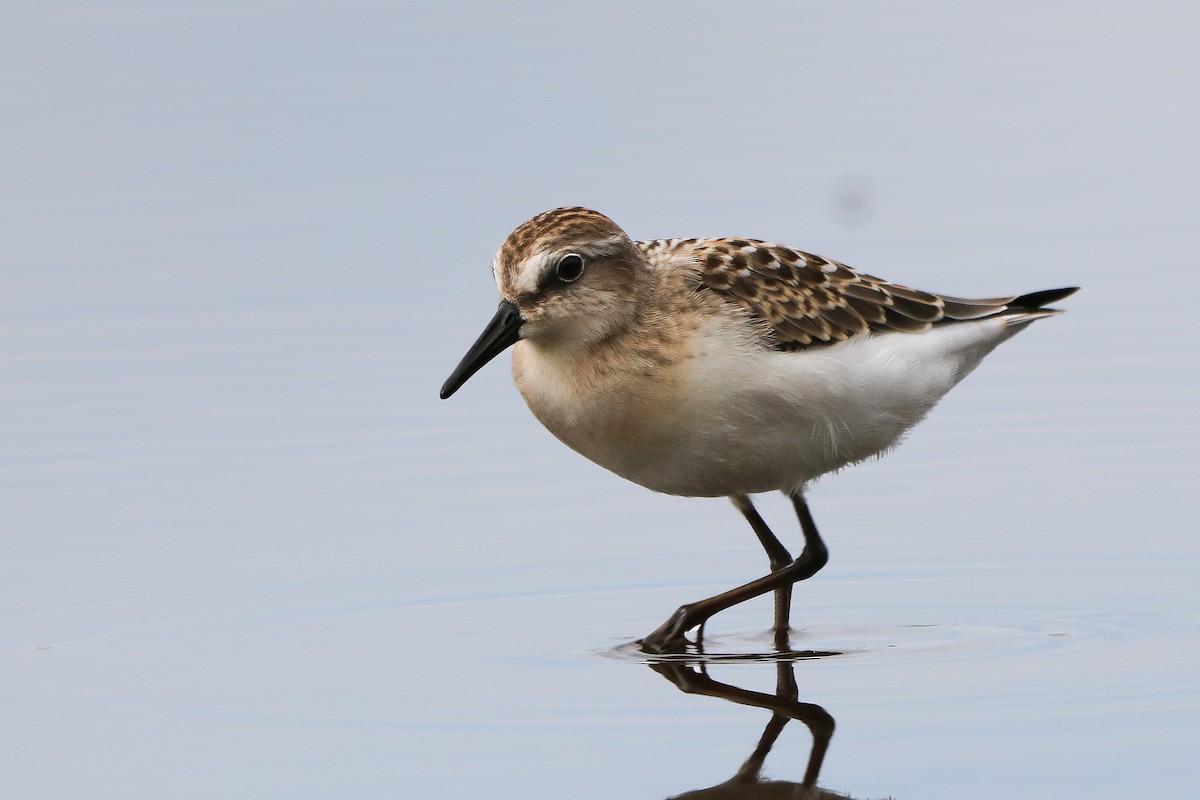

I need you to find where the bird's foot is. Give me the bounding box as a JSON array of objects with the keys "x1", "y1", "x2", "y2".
[{"x1": 639, "y1": 604, "x2": 699, "y2": 654}]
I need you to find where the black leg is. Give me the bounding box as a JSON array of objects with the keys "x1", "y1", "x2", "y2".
[
  {"x1": 731, "y1": 494, "x2": 795, "y2": 637},
  {"x1": 641, "y1": 490, "x2": 828, "y2": 652},
  {"x1": 731, "y1": 494, "x2": 794, "y2": 570}
]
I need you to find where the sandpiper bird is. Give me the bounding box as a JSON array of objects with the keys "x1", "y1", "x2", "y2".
[{"x1": 440, "y1": 207, "x2": 1076, "y2": 652}]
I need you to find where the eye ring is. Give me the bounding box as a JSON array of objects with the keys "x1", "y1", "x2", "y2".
[{"x1": 555, "y1": 253, "x2": 585, "y2": 283}]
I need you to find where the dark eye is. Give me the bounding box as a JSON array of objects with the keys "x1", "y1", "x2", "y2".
[{"x1": 555, "y1": 253, "x2": 585, "y2": 283}]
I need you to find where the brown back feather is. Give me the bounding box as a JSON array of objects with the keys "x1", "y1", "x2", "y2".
[{"x1": 651, "y1": 238, "x2": 1027, "y2": 350}]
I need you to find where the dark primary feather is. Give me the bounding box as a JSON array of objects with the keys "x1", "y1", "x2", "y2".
[
  {"x1": 1007, "y1": 287, "x2": 1079, "y2": 309},
  {"x1": 676, "y1": 238, "x2": 1076, "y2": 351}
]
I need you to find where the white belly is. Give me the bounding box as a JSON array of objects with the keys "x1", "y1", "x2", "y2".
[{"x1": 514, "y1": 316, "x2": 1022, "y2": 497}]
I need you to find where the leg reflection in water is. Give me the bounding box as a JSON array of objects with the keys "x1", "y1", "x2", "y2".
[{"x1": 651, "y1": 629, "x2": 871, "y2": 799}]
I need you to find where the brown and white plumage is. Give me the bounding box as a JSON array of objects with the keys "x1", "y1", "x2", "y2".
[
  {"x1": 441, "y1": 207, "x2": 1076, "y2": 650},
  {"x1": 668, "y1": 236, "x2": 1074, "y2": 349}
]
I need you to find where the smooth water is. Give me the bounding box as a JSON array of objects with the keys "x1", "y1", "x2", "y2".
[{"x1": 3, "y1": 3, "x2": 1198, "y2": 798}]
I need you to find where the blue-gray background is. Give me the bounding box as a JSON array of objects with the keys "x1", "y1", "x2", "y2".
[{"x1": 3, "y1": 3, "x2": 1197, "y2": 798}]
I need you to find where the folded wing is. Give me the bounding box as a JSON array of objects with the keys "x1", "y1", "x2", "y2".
[{"x1": 685, "y1": 238, "x2": 1076, "y2": 350}]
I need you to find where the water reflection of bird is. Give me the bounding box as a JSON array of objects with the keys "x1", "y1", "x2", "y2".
[
  {"x1": 653, "y1": 645, "x2": 874, "y2": 800},
  {"x1": 441, "y1": 207, "x2": 1075, "y2": 652},
  {"x1": 669, "y1": 774, "x2": 856, "y2": 800},
  {"x1": 670, "y1": 780, "x2": 855, "y2": 800}
]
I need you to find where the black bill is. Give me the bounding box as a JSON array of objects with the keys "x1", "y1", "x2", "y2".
[{"x1": 439, "y1": 301, "x2": 524, "y2": 399}]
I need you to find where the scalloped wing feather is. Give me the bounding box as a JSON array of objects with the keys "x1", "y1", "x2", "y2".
[{"x1": 640, "y1": 237, "x2": 1066, "y2": 351}]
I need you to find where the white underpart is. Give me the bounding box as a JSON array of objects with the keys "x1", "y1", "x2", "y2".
[
  {"x1": 657, "y1": 316, "x2": 1026, "y2": 496},
  {"x1": 515, "y1": 314, "x2": 1034, "y2": 498}
]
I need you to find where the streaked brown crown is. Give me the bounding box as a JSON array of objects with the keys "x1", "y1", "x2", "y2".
[{"x1": 499, "y1": 207, "x2": 630, "y2": 269}]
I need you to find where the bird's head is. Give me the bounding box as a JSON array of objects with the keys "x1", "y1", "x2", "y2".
[{"x1": 440, "y1": 207, "x2": 645, "y2": 399}]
